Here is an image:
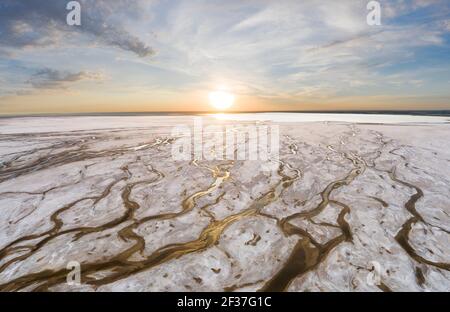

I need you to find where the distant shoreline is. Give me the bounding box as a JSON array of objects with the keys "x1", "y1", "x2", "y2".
[{"x1": 0, "y1": 110, "x2": 449, "y2": 118}]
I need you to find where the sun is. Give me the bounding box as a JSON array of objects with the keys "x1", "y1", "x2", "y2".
[{"x1": 208, "y1": 89, "x2": 235, "y2": 110}]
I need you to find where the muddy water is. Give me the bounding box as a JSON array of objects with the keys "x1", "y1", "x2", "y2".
[
  {"x1": 0, "y1": 159, "x2": 300, "y2": 291},
  {"x1": 261, "y1": 153, "x2": 364, "y2": 292},
  {"x1": 1, "y1": 126, "x2": 449, "y2": 292},
  {"x1": 0, "y1": 129, "x2": 367, "y2": 292},
  {"x1": 389, "y1": 169, "x2": 450, "y2": 271}
]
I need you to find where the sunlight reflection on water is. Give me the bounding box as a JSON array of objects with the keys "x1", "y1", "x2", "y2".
[{"x1": 208, "y1": 113, "x2": 449, "y2": 124}]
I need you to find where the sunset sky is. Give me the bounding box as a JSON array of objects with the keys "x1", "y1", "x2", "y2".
[{"x1": 0, "y1": 0, "x2": 449, "y2": 114}]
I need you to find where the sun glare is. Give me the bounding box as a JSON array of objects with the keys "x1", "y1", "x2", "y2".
[{"x1": 208, "y1": 89, "x2": 235, "y2": 110}]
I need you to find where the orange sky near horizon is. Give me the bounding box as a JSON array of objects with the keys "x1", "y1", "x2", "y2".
[{"x1": 1, "y1": 91, "x2": 449, "y2": 115}]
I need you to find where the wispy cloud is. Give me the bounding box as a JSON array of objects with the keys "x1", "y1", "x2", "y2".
[
  {"x1": 27, "y1": 68, "x2": 105, "y2": 90},
  {"x1": 146, "y1": 0, "x2": 449, "y2": 102},
  {"x1": 0, "y1": 0, "x2": 155, "y2": 57}
]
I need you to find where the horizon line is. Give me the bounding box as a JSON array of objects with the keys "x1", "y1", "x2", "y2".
[{"x1": 1, "y1": 109, "x2": 450, "y2": 118}]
